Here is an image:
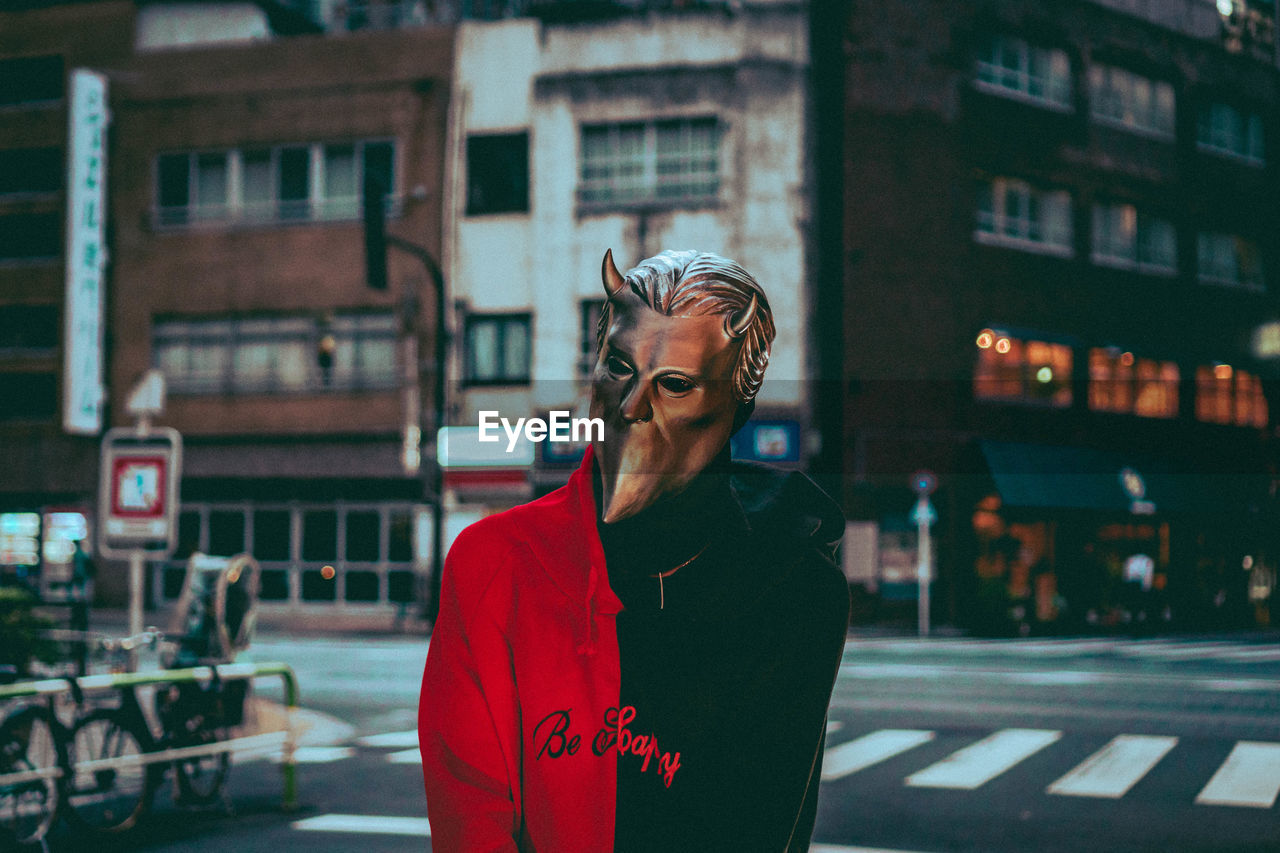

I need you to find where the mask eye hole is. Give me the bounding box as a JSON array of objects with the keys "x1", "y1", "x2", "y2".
[
  {"x1": 605, "y1": 354, "x2": 632, "y2": 377},
  {"x1": 656, "y1": 374, "x2": 695, "y2": 396}
]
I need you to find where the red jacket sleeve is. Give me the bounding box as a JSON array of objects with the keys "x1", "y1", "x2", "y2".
[{"x1": 419, "y1": 529, "x2": 520, "y2": 852}]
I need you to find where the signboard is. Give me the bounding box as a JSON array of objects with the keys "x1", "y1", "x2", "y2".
[
  {"x1": 730, "y1": 420, "x2": 801, "y2": 463},
  {"x1": 98, "y1": 427, "x2": 182, "y2": 557},
  {"x1": 63, "y1": 69, "x2": 109, "y2": 436}
]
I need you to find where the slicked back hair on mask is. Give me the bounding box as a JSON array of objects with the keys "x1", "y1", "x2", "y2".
[{"x1": 596, "y1": 249, "x2": 776, "y2": 403}]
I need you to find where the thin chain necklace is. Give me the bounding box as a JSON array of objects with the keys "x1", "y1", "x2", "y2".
[{"x1": 650, "y1": 542, "x2": 709, "y2": 610}]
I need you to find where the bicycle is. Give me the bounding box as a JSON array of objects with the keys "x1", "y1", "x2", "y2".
[{"x1": 0, "y1": 665, "x2": 64, "y2": 851}]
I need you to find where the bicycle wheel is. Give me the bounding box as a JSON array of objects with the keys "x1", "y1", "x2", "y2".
[
  {"x1": 62, "y1": 709, "x2": 153, "y2": 833},
  {"x1": 173, "y1": 726, "x2": 229, "y2": 806},
  {"x1": 0, "y1": 706, "x2": 62, "y2": 847}
]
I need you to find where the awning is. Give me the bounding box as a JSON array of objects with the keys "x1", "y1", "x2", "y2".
[{"x1": 980, "y1": 441, "x2": 1268, "y2": 517}]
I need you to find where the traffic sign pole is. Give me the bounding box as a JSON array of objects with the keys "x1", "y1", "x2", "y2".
[{"x1": 910, "y1": 470, "x2": 938, "y2": 639}]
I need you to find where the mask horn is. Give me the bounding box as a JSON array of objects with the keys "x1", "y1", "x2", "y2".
[
  {"x1": 726, "y1": 293, "x2": 757, "y2": 339},
  {"x1": 602, "y1": 249, "x2": 626, "y2": 298}
]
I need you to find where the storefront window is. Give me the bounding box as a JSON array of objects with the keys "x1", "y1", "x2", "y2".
[
  {"x1": 1088, "y1": 348, "x2": 1179, "y2": 418},
  {"x1": 1195, "y1": 364, "x2": 1268, "y2": 427},
  {"x1": 974, "y1": 329, "x2": 1072, "y2": 407}
]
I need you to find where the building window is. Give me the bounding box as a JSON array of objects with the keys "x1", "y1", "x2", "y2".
[
  {"x1": 0, "y1": 212, "x2": 61, "y2": 262},
  {"x1": 975, "y1": 178, "x2": 1073, "y2": 256},
  {"x1": 579, "y1": 299, "x2": 606, "y2": 378},
  {"x1": 0, "y1": 305, "x2": 58, "y2": 354},
  {"x1": 975, "y1": 35, "x2": 1072, "y2": 111},
  {"x1": 466, "y1": 132, "x2": 529, "y2": 215},
  {"x1": 0, "y1": 373, "x2": 57, "y2": 421},
  {"x1": 0, "y1": 148, "x2": 61, "y2": 196},
  {"x1": 153, "y1": 313, "x2": 398, "y2": 394},
  {"x1": 0, "y1": 55, "x2": 64, "y2": 108},
  {"x1": 1197, "y1": 232, "x2": 1264, "y2": 289},
  {"x1": 579, "y1": 117, "x2": 720, "y2": 208},
  {"x1": 974, "y1": 329, "x2": 1073, "y2": 407},
  {"x1": 155, "y1": 139, "x2": 396, "y2": 228},
  {"x1": 1088, "y1": 349, "x2": 1179, "y2": 419},
  {"x1": 1088, "y1": 65, "x2": 1174, "y2": 139},
  {"x1": 1197, "y1": 102, "x2": 1264, "y2": 165},
  {"x1": 1091, "y1": 202, "x2": 1176, "y2": 274},
  {"x1": 1195, "y1": 364, "x2": 1268, "y2": 427},
  {"x1": 465, "y1": 313, "x2": 531, "y2": 385}
]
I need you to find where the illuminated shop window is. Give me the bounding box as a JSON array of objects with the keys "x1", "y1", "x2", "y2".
[
  {"x1": 0, "y1": 512, "x2": 40, "y2": 569},
  {"x1": 1091, "y1": 202, "x2": 1176, "y2": 274},
  {"x1": 1088, "y1": 65, "x2": 1175, "y2": 139},
  {"x1": 1088, "y1": 348, "x2": 1179, "y2": 418},
  {"x1": 1197, "y1": 102, "x2": 1264, "y2": 165},
  {"x1": 974, "y1": 329, "x2": 1073, "y2": 407},
  {"x1": 1197, "y1": 232, "x2": 1264, "y2": 289},
  {"x1": 975, "y1": 34, "x2": 1072, "y2": 110},
  {"x1": 975, "y1": 178, "x2": 1073, "y2": 256},
  {"x1": 1195, "y1": 364, "x2": 1268, "y2": 427}
]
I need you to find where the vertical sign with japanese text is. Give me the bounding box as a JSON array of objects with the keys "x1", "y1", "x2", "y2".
[{"x1": 63, "y1": 69, "x2": 108, "y2": 435}]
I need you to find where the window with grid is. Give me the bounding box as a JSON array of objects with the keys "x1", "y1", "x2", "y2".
[
  {"x1": 0, "y1": 212, "x2": 61, "y2": 261},
  {"x1": 1088, "y1": 65, "x2": 1175, "y2": 139},
  {"x1": 155, "y1": 140, "x2": 396, "y2": 227},
  {"x1": 975, "y1": 178, "x2": 1073, "y2": 256},
  {"x1": 1197, "y1": 102, "x2": 1265, "y2": 165},
  {"x1": 974, "y1": 329, "x2": 1073, "y2": 407},
  {"x1": 0, "y1": 55, "x2": 64, "y2": 108},
  {"x1": 0, "y1": 148, "x2": 61, "y2": 197},
  {"x1": 154, "y1": 313, "x2": 397, "y2": 394},
  {"x1": 1197, "y1": 232, "x2": 1264, "y2": 289},
  {"x1": 579, "y1": 117, "x2": 720, "y2": 208},
  {"x1": 464, "y1": 314, "x2": 531, "y2": 385},
  {"x1": 1088, "y1": 349, "x2": 1179, "y2": 419},
  {"x1": 1091, "y1": 202, "x2": 1176, "y2": 274},
  {"x1": 975, "y1": 35, "x2": 1072, "y2": 110},
  {"x1": 1195, "y1": 364, "x2": 1268, "y2": 427}
]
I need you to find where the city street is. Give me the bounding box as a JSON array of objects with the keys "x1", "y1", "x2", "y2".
[{"x1": 40, "y1": 629, "x2": 1280, "y2": 853}]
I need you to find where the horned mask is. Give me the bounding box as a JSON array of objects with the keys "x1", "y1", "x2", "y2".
[{"x1": 590, "y1": 248, "x2": 773, "y2": 524}]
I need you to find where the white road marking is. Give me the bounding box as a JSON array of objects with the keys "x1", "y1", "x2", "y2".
[
  {"x1": 812, "y1": 846, "x2": 939, "y2": 853},
  {"x1": 271, "y1": 746, "x2": 355, "y2": 764},
  {"x1": 1195, "y1": 742, "x2": 1280, "y2": 808},
  {"x1": 357, "y1": 730, "x2": 419, "y2": 748},
  {"x1": 822, "y1": 729, "x2": 936, "y2": 781},
  {"x1": 387, "y1": 748, "x2": 422, "y2": 764},
  {"x1": 906, "y1": 729, "x2": 1062, "y2": 790},
  {"x1": 1047, "y1": 735, "x2": 1178, "y2": 799},
  {"x1": 293, "y1": 814, "x2": 431, "y2": 836},
  {"x1": 1003, "y1": 671, "x2": 1105, "y2": 686},
  {"x1": 827, "y1": 720, "x2": 844, "y2": 735}
]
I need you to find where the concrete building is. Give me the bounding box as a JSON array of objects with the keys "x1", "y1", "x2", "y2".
[
  {"x1": 445, "y1": 0, "x2": 816, "y2": 508},
  {"x1": 831, "y1": 0, "x2": 1280, "y2": 632},
  {"x1": 0, "y1": 0, "x2": 455, "y2": 623}
]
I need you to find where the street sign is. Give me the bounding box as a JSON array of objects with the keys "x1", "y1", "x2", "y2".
[
  {"x1": 911, "y1": 470, "x2": 937, "y2": 495},
  {"x1": 98, "y1": 427, "x2": 181, "y2": 558}
]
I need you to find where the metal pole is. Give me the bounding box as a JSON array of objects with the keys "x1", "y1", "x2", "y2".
[
  {"x1": 917, "y1": 497, "x2": 931, "y2": 638},
  {"x1": 128, "y1": 548, "x2": 144, "y2": 670}
]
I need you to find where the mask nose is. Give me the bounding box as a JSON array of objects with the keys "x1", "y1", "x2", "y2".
[{"x1": 620, "y1": 381, "x2": 653, "y2": 424}]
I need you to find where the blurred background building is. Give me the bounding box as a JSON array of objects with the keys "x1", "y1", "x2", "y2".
[
  {"x1": 1, "y1": 0, "x2": 1278, "y2": 632},
  {"x1": 829, "y1": 0, "x2": 1280, "y2": 634}
]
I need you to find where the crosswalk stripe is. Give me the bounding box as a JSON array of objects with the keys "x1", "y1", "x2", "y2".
[
  {"x1": 356, "y1": 730, "x2": 419, "y2": 748},
  {"x1": 1214, "y1": 648, "x2": 1280, "y2": 662},
  {"x1": 387, "y1": 748, "x2": 422, "y2": 764},
  {"x1": 1047, "y1": 735, "x2": 1178, "y2": 799},
  {"x1": 906, "y1": 729, "x2": 1062, "y2": 790},
  {"x1": 1195, "y1": 742, "x2": 1280, "y2": 808},
  {"x1": 812, "y1": 846, "x2": 938, "y2": 853},
  {"x1": 822, "y1": 729, "x2": 935, "y2": 781},
  {"x1": 270, "y1": 746, "x2": 355, "y2": 764},
  {"x1": 293, "y1": 814, "x2": 431, "y2": 836}
]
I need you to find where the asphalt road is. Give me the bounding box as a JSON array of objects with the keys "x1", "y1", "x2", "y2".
[{"x1": 36, "y1": 632, "x2": 1280, "y2": 853}]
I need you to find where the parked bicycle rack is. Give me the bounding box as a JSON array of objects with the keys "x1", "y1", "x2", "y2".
[{"x1": 0, "y1": 661, "x2": 301, "y2": 812}]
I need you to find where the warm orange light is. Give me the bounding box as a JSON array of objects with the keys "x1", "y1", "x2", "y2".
[
  {"x1": 976, "y1": 330, "x2": 995, "y2": 349},
  {"x1": 1120, "y1": 352, "x2": 1135, "y2": 367},
  {"x1": 995, "y1": 337, "x2": 1011, "y2": 354},
  {"x1": 1214, "y1": 363, "x2": 1233, "y2": 380},
  {"x1": 321, "y1": 565, "x2": 336, "y2": 580}
]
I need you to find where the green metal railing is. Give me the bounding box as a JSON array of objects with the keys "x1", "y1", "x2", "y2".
[{"x1": 0, "y1": 662, "x2": 300, "y2": 811}]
